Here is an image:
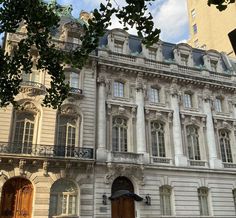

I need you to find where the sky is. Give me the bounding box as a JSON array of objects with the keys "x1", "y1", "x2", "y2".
[
  {"x1": 48, "y1": 0, "x2": 190, "y2": 43},
  {"x1": 0, "y1": 0, "x2": 190, "y2": 46}
]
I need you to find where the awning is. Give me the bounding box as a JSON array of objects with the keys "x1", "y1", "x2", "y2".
[{"x1": 109, "y1": 190, "x2": 143, "y2": 201}]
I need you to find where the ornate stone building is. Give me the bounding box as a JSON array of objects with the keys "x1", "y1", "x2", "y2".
[{"x1": 1, "y1": 6, "x2": 236, "y2": 218}]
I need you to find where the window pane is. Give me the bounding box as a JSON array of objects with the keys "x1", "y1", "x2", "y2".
[
  {"x1": 187, "y1": 126, "x2": 200, "y2": 160},
  {"x1": 150, "y1": 88, "x2": 159, "y2": 103},
  {"x1": 151, "y1": 122, "x2": 165, "y2": 157},
  {"x1": 215, "y1": 98, "x2": 222, "y2": 112},
  {"x1": 184, "y1": 93, "x2": 192, "y2": 108},
  {"x1": 193, "y1": 24, "x2": 197, "y2": 34},
  {"x1": 219, "y1": 130, "x2": 232, "y2": 163},
  {"x1": 198, "y1": 188, "x2": 209, "y2": 216},
  {"x1": 114, "y1": 81, "x2": 124, "y2": 97},
  {"x1": 160, "y1": 186, "x2": 172, "y2": 215},
  {"x1": 70, "y1": 72, "x2": 79, "y2": 88}
]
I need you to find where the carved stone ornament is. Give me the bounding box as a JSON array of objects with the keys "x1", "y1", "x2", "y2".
[
  {"x1": 136, "y1": 73, "x2": 144, "y2": 91},
  {"x1": 222, "y1": 121, "x2": 231, "y2": 129},
  {"x1": 60, "y1": 104, "x2": 79, "y2": 117},
  {"x1": 104, "y1": 163, "x2": 145, "y2": 186},
  {"x1": 43, "y1": 161, "x2": 49, "y2": 176},
  {"x1": 19, "y1": 159, "x2": 26, "y2": 175},
  {"x1": 97, "y1": 75, "x2": 106, "y2": 86},
  {"x1": 20, "y1": 101, "x2": 40, "y2": 115}
]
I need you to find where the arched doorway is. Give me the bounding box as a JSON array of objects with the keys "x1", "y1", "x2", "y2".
[
  {"x1": 111, "y1": 177, "x2": 136, "y2": 218},
  {"x1": 0, "y1": 177, "x2": 33, "y2": 218}
]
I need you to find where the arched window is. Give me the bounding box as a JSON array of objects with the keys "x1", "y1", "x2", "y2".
[
  {"x1": 186, "y1": 126, "x2": 200, "y2": 160},
  {"x1": 219, "y1": 129, "x2": 232, "y2": 163},
  {"x1": 113, "y1": 81, "x2": 125, "y2": 97},
  {"x1": 198, "y1": 187, "x2": 209, "y2": 216},
  {"x1": 49, "y1": 179, "x2": 78, "y2": 217},
  {"x1": 160, "y1": 186, "x2": 172, "y2": 215},
  {"x1": 56, "y1": 114, "x2": 79, "y2": 157},
  {"x1": 13, "y1": 112, "x2": 35, "y2": 154},
  {"x1": 151, "y1": 121, "x2": 165, "y2": 157},
  {"x1": 112, "y1": 117, "x2": 128, "y2": 152}
]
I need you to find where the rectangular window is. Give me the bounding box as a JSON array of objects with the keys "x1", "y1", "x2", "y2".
[
  {"x1": 198, "y1": 188, "x2": 209, "y2": 216},
  {"x1": 70, "y1": 72, "x2": 79, "y2": 89},
  {"x1": 149, "y1": 48, "x2": 156, "y2": 60},
  {"x1": 150, "y1": 88, "x2": 160, "y2": 103},
  {"x1": 191, "y1": 9, "x2": 196, "y2": 19},
  {"x1": 160, "y1": 186, "x2": 172, "y2": 215},
  {"x1": 114, "y1": 40, "x2": 124, "y2": 53},
  {"x1": 114, "y1": 81, "x2": 124, "y2": 97},
  {"x1": 215, "y1": 98, "x2": 222, "y2": 112},
  {"x1": 193, "y1": 24, "x2": 197, "y2": 34},
  {"x1": 184, "y1": 93, "x2": 192, "y2": 108},
  {"x1": 210, "y1": 60, "x2": 218, "y2": 72},
  {"x1": 180, "y1": 54, "x2": 189, "y2": 66}
]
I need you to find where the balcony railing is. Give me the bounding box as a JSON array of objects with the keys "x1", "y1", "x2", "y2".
[
  {"x1": 69, "y1": 87, "x2": 83, "y2": 95},
  {"x1": 223, "y1": 162, "x2": 236, "y2": 168},
  {"x1": 189, "y1": 160, "x2": 208, "y2": 167},
  {"x1": 151, "y1": 156, "x2": 172, "y2": 164},
  {"x1": 0, "y1": 142, "x2": 93, "y2": 160},
  {"x1": 21, "y1": 81, "x2": 46, "y2": 91}
]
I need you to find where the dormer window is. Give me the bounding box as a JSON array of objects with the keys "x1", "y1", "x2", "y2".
[
  {"x1": 114, "y1": 81, "x2": 124, "y2": 97},
  {"x1": 149, "y1": 48, "x2": 156, "y2": 60},
  {"x1": 210, "y1": 60, "x2": 218, "y2": 72},
  {"x1": 180, "y1": 54, "x2": 189, "y2": 66},
  {"x1": 184, "y1": 93, "x2": 192, "y2": 108},
  {"x1": 114, "y1": 40, "x2": 124, "y2": 53},
  {"x1": 150, "y1": 87, "x2": 160, "y2": 103}
]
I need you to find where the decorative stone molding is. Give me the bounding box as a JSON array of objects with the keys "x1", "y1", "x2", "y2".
[
  {"x1": 43, "y1": 161, "x2": 49, "y2": 176},
  {"x1": 19, "y1": 159, "x2": 26, "y2": 175},
  {"x1": 104, "y1": 163, "x2": 145, "y2": 186}
]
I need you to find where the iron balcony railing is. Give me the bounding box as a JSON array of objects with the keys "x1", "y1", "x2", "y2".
[
  {"x1": 21, "y1": 81, "x2": 46, "y2": 91},
  {"x1": 0, "y1": 142, "x2": 93, "y2": 160}
]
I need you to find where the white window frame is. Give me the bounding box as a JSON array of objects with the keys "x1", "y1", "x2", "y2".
[
  {"x1": 113, "y1": 81, "x2": 125, "y2": 98},
  {"x1": 184, "y1": 93, "x2": 192, "y2": 108},
  {"x1": 114, "y1": 40, "x2": 124, "y2": 53},
  {"x1": 186, "y1": 125, "x2": 201, "y2": 160},
  {"x1": 50, "y1": 180, "x2": 78, "y2": 217},
  {"x1": 112, "y1": 117, "x2": 128, "y2": 152},
  {"x1": 219, "y1": 129, "x2": 233, "y2": 163},
  {"x1": 215, "y1": 97, "x2": 222, "y2": 112},
  {"x1": 160, "y1": 186, "x2": 172, "y2": 216},
  {"x1": 70, "y1": 72, "x2": 80, "y2": 89},
  {"x1": 150, "y1": 87, "x2": 160, "y2": 103},
  {"x1": 198, "y1": 187, "x2": 209, "y2": 216},
  {"x1": 151, "y1": 121, "x2": 165, "y2": 157}
]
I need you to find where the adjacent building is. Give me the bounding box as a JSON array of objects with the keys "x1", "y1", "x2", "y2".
[
  {"x1": 187, "y1": 0, "x2": 236, "y2": 56},
  {"x1": 1, "y1": 6, "x2": 236, "y2": 218}
]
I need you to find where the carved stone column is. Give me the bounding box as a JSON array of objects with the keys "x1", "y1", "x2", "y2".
[
  {"x1": 202, "y1": 91, "x2": 222, "y2": 168},
  {"x1": 135, "y1": 74, "x2": 148, "y2": 163},
  {"x1": 97, "y1": 67, "x2": 107, "y2": 161},
  {"x1": 170, "y1": 82, "x2": 187, "y2": 166}
]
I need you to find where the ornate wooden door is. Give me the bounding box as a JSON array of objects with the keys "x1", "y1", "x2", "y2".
[
  {"x1": 0, "y1": 178, "x2": 33, "y2": 218},
  {"x1": 112, "y1": 196, "x2": 135, "y2": 218},
  {"x1": 111, "y1": 177, "x2": 135, "y2": 218}
]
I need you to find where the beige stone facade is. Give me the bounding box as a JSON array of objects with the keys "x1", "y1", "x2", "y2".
[
  {"x1": 1, "y1": 10, "x2": 236, "y2": 218},
  {"x1": 187, "y1": 0, "x2": 236, "y2": 56}
]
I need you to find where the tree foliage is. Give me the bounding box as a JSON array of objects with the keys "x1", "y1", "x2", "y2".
[
  {"x1": 0, "y1": 0, "x2": 234, "y2": 108},
  {"x1": 208, "y1": 0, "x2": 235, "y2": 11}
]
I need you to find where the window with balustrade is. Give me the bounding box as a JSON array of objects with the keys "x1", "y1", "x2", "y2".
[
  {"x1": 151, "y1": 121, "x2": 165, "y2": 157},
  {"x1": 113, "y1": 81, "x2": 125, "y2": 98},
  {"x1": 150, "y1": 87, "x2": 160, "y2": 103},
  {"x1": 112, "y1": 117, "x2": 128, "y2": 152},
  {"x1": 219, "y1": 129, "x2": 232, "y2": 163},
  {"x1": 160, "y1": 185, "x2": 172, "y2": 215},
  {"x1": 114, "y1": 40, "x2": 124, "y2": 53},
  {"x1": 56, "y1": 115, "x2": 79, "y2": 157},
  {"x1": 49, "y1": 179, "x2": 78, "y2": 217},
  {"x1": 186, "y1": 125, "x2": 200, "y2": 160},
  {"x1": 198, "y1": 187, "x2": 209, "y2": 216},
  {"x1": 13, "y1": 112, "x2": 35, "y2": 154}
]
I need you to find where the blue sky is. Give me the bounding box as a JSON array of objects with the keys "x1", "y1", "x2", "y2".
[
  {"x1": 0, "y1": 0, "x2": 189, "y2": 46},
  {"x1": 49, "y1": 0, "x2": 190, "y2": 43}
]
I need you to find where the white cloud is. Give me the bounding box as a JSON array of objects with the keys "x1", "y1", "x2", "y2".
[{"x1": 150, "y1": 0, "x2": 189, "y2": 43}]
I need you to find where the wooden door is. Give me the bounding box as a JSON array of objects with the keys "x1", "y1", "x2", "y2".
[
  {"x1": 0, "y1": 178, "x2": 33, "y2": 218},
  {"x1": 112, "y1": 196, "x2": 135, "y2": 218}
]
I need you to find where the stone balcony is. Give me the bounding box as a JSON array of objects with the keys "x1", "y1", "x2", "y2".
[
  {"x1": 188, "y1": 159, "x2": 208, "y2": 167},
  {"x1": 0, "y1": 142, "x2": 94, "y2": 160},
  {"x1": 150, "y1": 156, "x2": 173, "y2": 165}
]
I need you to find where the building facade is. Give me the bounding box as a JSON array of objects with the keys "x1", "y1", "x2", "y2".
[
  {"x1": 1, "y1": 8, "x2": 236, "y2": 218},
  {"x1": 187, "y1": 0, "x2": 236, "y2": 56}
]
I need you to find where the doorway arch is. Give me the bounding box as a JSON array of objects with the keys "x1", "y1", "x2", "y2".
[
  {"x1": 111, "y1": 176, "x2": 135, "y2": 218},
  {"x1": 0, "y1": 177, "x2": 33, "y2": 218}
]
